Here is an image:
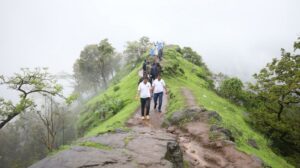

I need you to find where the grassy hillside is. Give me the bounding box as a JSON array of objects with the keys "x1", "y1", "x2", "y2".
[
  {"x1": 78, "y1": 46, "x2": 293, "y2": 168},
  {"x1": 78, "y1": 66, "x2": 141, "y2": 137},
  {"x1": 163, "y1": 47, "x2": 293, "y2": 168}
]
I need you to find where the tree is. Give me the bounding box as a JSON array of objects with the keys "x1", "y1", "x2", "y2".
[
  {"x1": 73, "y1": 39, "x2": 118, "y2": 93},
  {"x1": 251, "y1": 48, "x2": 300, "y2": 121},
  {"x1": 218, "y1": 77, "x2": 244, "y2": 103},
  {"x1": 0, "y1": 99, "x2": 78, "y2": 168},
  {"x1": 212, "y1": 72, "x2": 229, "y2": 89},
  {"x1": 124, "y1": 36, "x2": 150, "y2": 65},
  {"x1": 97, "y1": 39, "x2": 115, "y2": 88},
  {"x1": 181, "y1": 47, "x2": 210, "y2": 72},
  {"x1": 37, "y1": 96, "x2": 58, "y2": 152},
  {"x1": 248, "y1": 38, "x2": 300, "y2": 164},
  {"x1": 0, "y1": 68, "x2": 65, "y2": 129}
]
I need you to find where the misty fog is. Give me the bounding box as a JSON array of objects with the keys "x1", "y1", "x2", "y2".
[{"x1": 1, "y1": 0, "x2": 300, "y2": 99}]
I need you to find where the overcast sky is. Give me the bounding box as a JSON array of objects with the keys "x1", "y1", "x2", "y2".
[{"x1": 1, "y1": 0, "x2": 300, "y2": 81}]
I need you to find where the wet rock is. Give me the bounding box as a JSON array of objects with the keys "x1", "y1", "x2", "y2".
[
  {"x1": 126, "y1": 130, "x2": 174, "y2": 167},
  {"x1": 248, "y1": 138, "x2": 259, "y2": 149},
  {"x1": 216, "y1": 141, "x2": 223, "y2": 148},
  {"x1": 220, "y1": 128, "x2": 235, "y2": 142},
  {"x1": 199, "y1": 107, "x2": 207, "y2": 112},
  {"x1": 203, "y1": 154, "x2": 223, "y2": 167},
  {"x1": 251, "y1": 155, "x2": 264, "y2": 167},
  {"x1": 165, "y1": 142, "x2": 184, "y2": 168},
  {"x1": 210, "y1": 125, "x2": 219, "y2": 131},
  {"x1": 87, "y1": 133, "x2": 130, "y2": 148},
  {"x1": 167, "y1": 126, "x2": 176, "y2": 134},
  {"x1": 209, "y1": 125, "x2": 235, "y2": 142},
  {"x1": 169, "y1": 108, "x2": 204, "y2": 125},
  {"x1": 223, "y1": 140, "x2": 236, "y2": 146},
  {"x1": 114, "y1": 128, "x2": 129, "y2": 133},
  {"x1": 207, "y1": 111, "x2": 222, "y2": 122},
  {"x1": 29, "y1": 146, "x2": 135, "y2": 168}
]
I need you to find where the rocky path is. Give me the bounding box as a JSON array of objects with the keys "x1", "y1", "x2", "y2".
[
  {"x1": 29, "y1": 70, "x2": 264, "y2": 168},
  {"x1": 29, "y1": 70, "x2": 177, "y2": 168}
]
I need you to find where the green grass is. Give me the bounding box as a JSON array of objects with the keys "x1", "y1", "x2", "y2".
[
  {"x1": 85, "y1": 67, "x2": 140, "y2": 137},
  {"x1": 49, "y1": 145, "x2": 71, "y2": 156},
  {"x1": 77, "y1": 46, "x2": 293, "y2": 168},
  {"x1": 162, "y1": 47, "x2": 293, "y2": 168},
  {"x1": 78, "y1": 141, "x2": 112, "y2": 150}
]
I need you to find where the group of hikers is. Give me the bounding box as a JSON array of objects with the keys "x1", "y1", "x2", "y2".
[
  {"x1": 149, "y1": 41, "x2": 164, "y2": 61},
  {"x1": 136, "y1": 41, "x2": 167, "y2": 120}
]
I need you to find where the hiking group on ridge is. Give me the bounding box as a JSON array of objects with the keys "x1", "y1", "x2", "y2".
[{"x1": 137, "y1": 41, "x2": 167, "y2": 120}]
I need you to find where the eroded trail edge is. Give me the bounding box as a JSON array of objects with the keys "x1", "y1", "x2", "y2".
[{"x1": 166, "y1": 87, "x2": 263, "y2": 168}]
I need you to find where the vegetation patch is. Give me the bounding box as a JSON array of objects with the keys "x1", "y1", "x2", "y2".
[
  {"x1": 163, "y1": 47, "x2": 293, "y2": 168},
  {"x1": 49, "y1": 145, "x2": 71, "y2": 156},
  {"x1": 78, "y1": 141, "x2": 112, "y2": 150},
  {"x1": 124, "y1": 135, "x2": 134, "y2": 146},
  {"x1": 81, "y1": 67, "x2": 140, "y2": 137}
]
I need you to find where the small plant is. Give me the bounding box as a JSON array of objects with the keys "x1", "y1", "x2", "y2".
[
  {"x1": 209, "y1": 132, "x2": 220, "y2": 141},
  {"x1": 124, "y1": 135, "x2": 134, "y2": 146},
  {"x1": 78, "y1": 141, "x2": 112, "y2": 150},
  {"x1": 113, "y1": 85, "x2": 120, "y2": 92}
]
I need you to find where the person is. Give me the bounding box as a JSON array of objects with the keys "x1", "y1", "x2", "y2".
[
  {"x1": 138, "y1": 72, "x2": 147, "y2": 85},
  {"x1": 142, "y1": 59, "x2": 147, "y2": 74},
  {"x1": 137, "y1": 77, "x2": 152, "y2": 120},
  {"x1": 149, "y1": 47, "x2": 155, "y2": 57},
  {"x1": 154, "y1": 43, "x2": 158, "y2": 56},
  {"x1": 150, "y1": 62, "x2": 158, "y2": 83},
  {"x1": 157, "y1": 42, "x2": 164, "y2": 61},
  {"x1": 146, "y1": 60, "x2": 151, "y2": 75},
  {"x1": 150, "y1": 60, "x2": 161, "y2": 82},
  {"x1": 152, "y1": 74, "x2": 167, "y2": 114}
]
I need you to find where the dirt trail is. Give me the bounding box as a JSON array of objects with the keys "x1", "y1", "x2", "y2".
[
  {"x1": 181, "y1": 87, "x2": 198, "y2": 108},
  {"x1": 175, "y1": 88, "x2": 262, "y2": 168}
]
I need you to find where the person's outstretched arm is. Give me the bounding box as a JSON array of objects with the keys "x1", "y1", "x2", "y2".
[{"x1": 136, "y1": 84, "x2": 141, "y2": 100}]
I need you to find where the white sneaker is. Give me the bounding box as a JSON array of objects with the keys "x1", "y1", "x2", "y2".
[
  {"x1": 141, "y1": 116, "x2": 145, "y2": 120},
  {"x1": 146, "y1": 115, "x2": 150, "y2": 120}
]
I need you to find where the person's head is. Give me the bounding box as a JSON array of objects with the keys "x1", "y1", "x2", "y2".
[
  {"x1": 157, "y1": 74, "x2": 161, "y2": 80},
  {"x1": 143, "y1": 77, "x2": 148, "y2": 83},
  {"x1": 143, "y1": 71, "x2": 147, "y2": 77}
]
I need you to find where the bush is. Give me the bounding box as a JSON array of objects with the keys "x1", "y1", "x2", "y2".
[
  {"x1": 113, "y1": 85, "x2": 120, "y2": 92},
  {"x1": 218, "y1": 77, "x2": 243, "y2": 103},
  {"x1": 196, "y1": 72, "x2": 214, "y2": 89},
  {"x1": 78, "y1": 94, "x2": 127, "y2": 135}
]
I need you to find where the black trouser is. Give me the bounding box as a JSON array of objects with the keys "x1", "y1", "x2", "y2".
[
  {"x1": 158, "y1": 49, "x2": 163, "y2": 60},
  {"x1": 140, "y1": 97, "x2": 150, "y2": 116},
  {"x1": 153, "y1": 92, "x2": 163, "y2": 112}
]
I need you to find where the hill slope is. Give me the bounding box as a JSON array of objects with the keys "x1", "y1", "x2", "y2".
[
  {"x1": 162, "y1": 47, "x2": 293, "y2": 168},
  {"x1": 30, "y1": 46, "x2": 293, "y2": 168}
]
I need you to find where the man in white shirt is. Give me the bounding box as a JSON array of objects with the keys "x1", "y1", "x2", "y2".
[
  {"x1": 137, "y1": 77, "x2": 152, "y2": 120},
  {"x1": 152, "y1": 74, "x2": 167, "y2": 114}
]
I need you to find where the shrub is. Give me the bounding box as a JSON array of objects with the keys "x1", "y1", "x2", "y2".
[
  {"x1": 78, "y1": 94, "x2": 127, "y2": 134},
  {"x1": 113, "y1": 85, "x2": 120, "y2": 92},
  {"x1": 218, "y1": 77, "x2": 243, "y2": 103}
]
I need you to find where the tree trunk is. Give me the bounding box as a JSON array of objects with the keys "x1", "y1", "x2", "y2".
[
  {"x1": 101, "y1": 71, "x2": 107, "y2": 89},
  {"x1": 277, "y1": 103, "x2": 284, "y2": 121},
  {"x1": 0, "y1": 113, "x2": 18, "y2": 129}
]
